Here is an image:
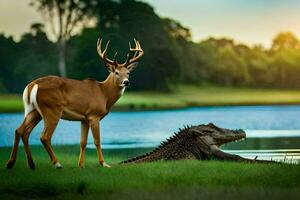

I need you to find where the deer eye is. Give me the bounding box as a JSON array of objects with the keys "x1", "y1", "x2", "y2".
[{"x1": 115, "y1": 72, "x2": 119, "y2": 75}]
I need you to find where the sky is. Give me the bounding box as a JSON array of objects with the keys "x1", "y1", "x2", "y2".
[{"x1": 0, "y1": 0, "x2": 300, "y2": 47}]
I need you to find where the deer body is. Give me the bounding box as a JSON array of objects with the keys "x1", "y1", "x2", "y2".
[
  {"x1": 6, "y1": 38, "x2": 143, "y2": 169},
  {"x1": 28, "y1": 75, "x2": 122, "y2": 121}
]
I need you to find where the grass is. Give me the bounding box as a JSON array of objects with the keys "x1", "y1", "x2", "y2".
[
  {"x1": 0, "y1": 94, "x2": 23, "y2": 113},
  {"x1": 0, "y1": 145, "x2": 300, "y2": 199},
  {"x1": 2, "y1": 85, "x2": 300, "y2": 113},
  {"x1": 117, "y1": 85, "x2": 300, "y2": 110}
]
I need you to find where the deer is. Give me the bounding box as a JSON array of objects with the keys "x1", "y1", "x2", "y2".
[{"x1": 6, "y1": 38, "x2": 144, "y2": 169}]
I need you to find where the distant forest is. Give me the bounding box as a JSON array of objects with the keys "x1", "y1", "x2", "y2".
[{"x1": 1, "y1": 0, "x2": 300, "y2": 93}]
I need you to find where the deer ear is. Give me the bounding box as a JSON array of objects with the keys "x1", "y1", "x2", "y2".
[
  {"x1": 105, "y1": 63, "x2": 115, "y2": 72},
  {"x1": 127, "y1": 62, "x2": 139, "y2": 72}
]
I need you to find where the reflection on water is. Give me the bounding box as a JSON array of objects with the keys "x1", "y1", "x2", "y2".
[
  {"x1": 222, "y1": 138, "x2": 300, "y2": 164},
  {"x1": 225, "y1": 149, "x2": 300, "y2": 164},
  {"x1": 0, "y1": 105, "x2": 300, "y2": 163}
]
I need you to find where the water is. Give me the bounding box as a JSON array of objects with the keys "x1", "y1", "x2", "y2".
[{"x1": 1, "y1": 105, "x2": 300, "y2": 163}]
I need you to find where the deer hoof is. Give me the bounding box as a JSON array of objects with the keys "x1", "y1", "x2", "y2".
[
  {"x1": 6, "y1": 160, "x2": 15, "y2": 169},
  {"x1": 28, "y1": 161, "x2": 35, "y2": 170},
  {"x1": 54, "y1": 162, "x2": 63, "y2": 169},
  {"x1": 78, "y1": 164, "x2": 85, "y2": 169},
  {"x1": 101, "y1": 162, "x2": 111, "y2": 168}
]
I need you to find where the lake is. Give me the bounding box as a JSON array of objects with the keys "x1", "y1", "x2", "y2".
[{"x1": 1, "y1": 105, "x2": 300, "y2": 163}]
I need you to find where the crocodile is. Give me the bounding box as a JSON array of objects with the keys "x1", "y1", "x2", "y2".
[{"x1": 121, "y1": 123, "x2": 274, "y2": 164}]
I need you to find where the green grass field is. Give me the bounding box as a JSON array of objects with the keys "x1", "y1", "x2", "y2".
[
  {"x1": 0, "y1": 94, "x2": 23, "y2": 113},
  {"x1": 1, "y1": 86, "x2": 300, "y2": 113},
  {"x1": 0, "y1": 146, "x2": 299, "y2": 199}
]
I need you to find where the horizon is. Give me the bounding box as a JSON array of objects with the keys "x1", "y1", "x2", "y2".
[{"x1": 0, "y1": 0, "x2": 299, "y2": 47}]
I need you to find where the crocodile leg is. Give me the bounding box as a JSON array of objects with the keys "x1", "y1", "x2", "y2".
[{"x1": 211, "y1": 147, "x2": 275, "y2": 163}]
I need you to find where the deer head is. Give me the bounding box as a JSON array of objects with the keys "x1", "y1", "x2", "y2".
[{"x1": 97, "y1": 38, "x2": 144, "y2": 88}]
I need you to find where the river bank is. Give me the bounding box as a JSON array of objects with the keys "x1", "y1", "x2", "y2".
[{"x1": 1, "y1": 86, "x2": 300, "y2": 113}]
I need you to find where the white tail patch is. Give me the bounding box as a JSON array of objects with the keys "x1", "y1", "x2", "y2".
[
  {"x1": 23, "y1": 86, "x2": 33, "y2": 118},
  {"x1": 23, "y1": 84, "x2": 42, "y2": 118}
]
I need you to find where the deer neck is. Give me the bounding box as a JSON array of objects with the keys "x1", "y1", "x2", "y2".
[{"x1": 100, "y1": 73, "x2": 124, "y2": 111}]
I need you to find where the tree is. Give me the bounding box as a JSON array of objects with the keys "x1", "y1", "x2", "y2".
[
  {"x1": 30, "y1": 0, "x2": 96, "y2": 77},
  {"x1": 246, "y1": 45, "x2": 271, "y2": 87},
  {"x1": 13, "y1": 26, "x2": 57, "y2": 93},
  {"x1": 271, "y1": 32, "x2": 300, "y2": 52},
  {"x1": 91, "y1": 0, "x2": 181, "y2": 91},
  {"x1": 0, "y1": 34, "x2": 17, "y2": 93},
  {"x1": 163, "y1": 18, "x2": 191, "y2": 42},
  {"x1": 30, "y1": 23, "x2": 45, "y2": 35}
]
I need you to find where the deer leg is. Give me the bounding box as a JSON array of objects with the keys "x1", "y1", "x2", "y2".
[
  {"x1": 21, "y1": 111, "x2": 42, "y2": 169},
  {"x1": 6, "y1": 130, "x2": 21, "y2": 169},
  {"x1": 78, "y1": 121, "x2": 89, "y2": 168},
  {"x1": 90, "y1": 120, "x2": 110, "y2": 168},
  {"x1": 40, "y1": 109, "x2": 62, "y2": 168},
  {"x1": 6, "y1": 110, "x2": 41, "y2": 169}
]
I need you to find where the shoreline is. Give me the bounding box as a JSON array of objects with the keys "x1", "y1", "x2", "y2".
[
  {"x1": 1, "y1": 102, "x2": 300, "y2": 113},
  {"x1": 2, "y1": 85, "x2": 300, "y2": 113},
  {"x1": 112, "y1": 102, "x2": 300, "y2": 112}
]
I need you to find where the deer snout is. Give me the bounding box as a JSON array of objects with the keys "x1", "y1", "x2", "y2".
[{"x1": 123, "y1": 79, "x2": 130, "y2": 87}]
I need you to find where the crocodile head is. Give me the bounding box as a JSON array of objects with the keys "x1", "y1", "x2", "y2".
[{"x1": 191, "y1": 123, "x2": 246, "y2": 147}]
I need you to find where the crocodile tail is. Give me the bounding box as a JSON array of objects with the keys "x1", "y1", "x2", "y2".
[
  {"x1": 120, "y1": 126, "x2": 193, "y2": 165},
  {"x1": 119, "y1": 152, "x2": 157, "y2": 164},
  {"x1": 119, "y1": 156, "x2": 140, "y2": 164}
]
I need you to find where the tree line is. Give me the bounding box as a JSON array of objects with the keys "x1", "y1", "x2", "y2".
[{"x1": 0, "y1": 0, "x2": 300, "y2": 93}]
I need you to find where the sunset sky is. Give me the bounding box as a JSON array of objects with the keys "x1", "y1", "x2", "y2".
[{"x1": 0, "y1": 0, "x2": 300, "y2": 47}]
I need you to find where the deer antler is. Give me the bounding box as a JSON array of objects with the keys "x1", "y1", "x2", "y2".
[
  {"x1": 97, "y1": 37, "x2": 144, "y2": 68},
  {"x1": 97, "y1": 38, "x2": 118, "y2": 66},
  {"x1": 122, "y1": 38, "x2": 144, "y2": 67}
]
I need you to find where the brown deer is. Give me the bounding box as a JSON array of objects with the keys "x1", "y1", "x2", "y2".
[{"x1": 6, "y1": 38, "x2": 144, "y2": 169}]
